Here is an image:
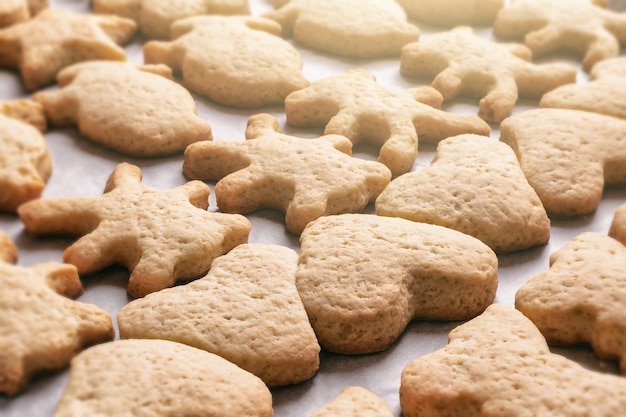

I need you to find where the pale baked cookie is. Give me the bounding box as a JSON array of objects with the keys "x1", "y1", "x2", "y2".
[
  {"x1": 93, "y1": 0, "x2": 250, "y2": 39},
  {"x1": 18, "y1": 163, "x2": 251, "y2": 298},
  {"x1": 54, "y1": 339, "x2": 273, "y2": 417},
  {"x1": 0, "y1": 231, "x2": 18, "y2": 264},
  {"x1": 118, "y1": 243, "x2": 320, "y2": 387},
  {"x1": 376, "y1": 134, "x2": 550, "y2": 254},
  {"x1": 401, "y1": 26, "x2": 578, "y2": 123},
  {"x1": 309, "y1": 386, "x2": 394, "y2": 417},
  {"x1": 516, "y1": 232, "x2": 626, "y2": 374},
  {"x1": 400, "y1": 304, "x2": 626, "y2": 417},
  {"x1": 263, "y1": 0, "x2": 420, "y2": 58},
  {"x1": 500, "y1": 108, "x2": 626, "y2": 217},
  {"x1": 284, "y1": 69, "x2": 490, "y2": 177},
  {"x1": 32, "y1": 61, "x2": 212, "y2": 156},
  {"x1": 0, "y1": 0, "x2": 47, "y2": 28},
  {"x1": 541, "y1": 57, "x2": 626, "y2": 119},
  {"x1": 296, "y1": 213, "x2": 498, "y2": 354},
  {"x1": 609, "y1": 202, "x2": 626, "y2": 244},
  {"x1": 494, "y1": 0, "x2": 626, "y2": 72},
  {"x1": 396, "y1": 0, "x2": 503, "y2": 27},
  {"x1": 144, "y1": 15, "x2": 308, "y2": 108},
  {"x1": 0, "y1": 9, "x2": 136, "y2": 91},
  {"x1": 183, "y1": 114, "x2": 391, "y2": 235}
]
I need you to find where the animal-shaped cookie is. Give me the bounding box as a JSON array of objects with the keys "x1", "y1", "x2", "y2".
[
  {"x1": 500, "y1": 108, "x2": 626, "y2": 217},
  {"x1": 17, "y1": 162, "x2": 251, "y2": 299},
  {"x1": 0, "y1": 8, "x2": 136, "y2": 91},
  {"x1": 32, "y1": 61, "x2": 212, "y2": 157},
  {"x1": 263, "y1": 0, "x2": 420, "y2": 58},
  {"x1": 118, "y1": 243, "x2": 320, "y2": 387},
  {"x1": 183, "y1": 113, "x2": 391, "y2": 235},
  {"x1": 0, "y1": 233, "x2": 113, "y2": 396},
  {"x1": 541, "y1": 57, "x2": 626, "y2": 119},
  {"x1": 400, "y1": 304, "x2": 626, "y2": 417},
  {"x1": 493, "y1": 0, "x2": 626, "y2": 72},
  {"x1": 0, "y1": 0, "x2": 47, "y2": 28},
  {"x1": 93, "y1": 0, "x2": 250, "y2": 39},
  {"x1": 144, "y1": 15, "x2": 308, "y2": 108},
  {"x1": 375, "y1": 134, "x2": 550, "y2": 254},
  {"x1": 309, "y1": 386, "x2": 394, "y2": 417},
  {"x1": 54, "y1": 339, "x2": 273, "y2": 417},
  {"x1": 296, "y1": 213, "x2": 498, "y2": 354},
  {"x1": 400, "y1": 26, "x2": 577, "y2": 123},
  {"x1": 396, "y1": 0, "x2": 503, "y2": 27},
  {"x1": 284, "y1": 69, "x2": 491, "y2": 177}
]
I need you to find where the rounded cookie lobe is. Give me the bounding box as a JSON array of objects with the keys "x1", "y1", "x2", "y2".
[
  {"x1": 309, "y1": 386, "x2": 394, "y2": 417},
  {"x1": 396, "y1": 0, "x2": 503, "y2": 27}
]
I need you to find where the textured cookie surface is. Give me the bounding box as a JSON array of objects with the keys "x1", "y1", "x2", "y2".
[
  {"x1": 18, "y1": 162, "x2": 251, "y2": 298},
  {"x1": 0, "y1": 0, "x2": 47, "y2": 27},
  {"x1": 400, "y1": 304, "x2": 626, "y2": 417},
  {"x1": 118, "y1": 243, "x2": 320, "y2": 387},
  {"x1": 309, "y1": 386, "x2": 394, "y2": 417},
  {"x1": 144, "y1": 15, "x2": 308, "y2": 108},
  {"x1": 296, "y1": 213, "x2": 498, "y2": 354},
  {"x1": 396, "y1": 0, "x2": 503, "y2": 27},
  {"x1": 53, "y1": 339, "x2": 274, "y2": 417}
]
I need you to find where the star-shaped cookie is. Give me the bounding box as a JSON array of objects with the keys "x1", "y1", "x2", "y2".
[
  {"x1": 17, "y1": 162, "x2": 251, "y2": 298},
  {"x1": 183, "y1": 113, "x2": 391, "y2": 235},
  {"x1": 0, "y1": 8, "x2": 136, "y2": 91},
  {"x1": 284, "y1": 68, "x2": 491, "y2": 177},
  {"x1": 0, "y1": 0, "x2": 47, "y2": 28},
  {"x1": 401, "y1": 26, "x2": 578, "y2": 123}
]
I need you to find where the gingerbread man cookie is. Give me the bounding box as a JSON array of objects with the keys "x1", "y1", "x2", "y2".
[
  {"x1": 396, "y1": 0, "x2": 503, "y2": 27},
  {"x1": 0, "y1": 0, "x2": 47, "y2": 28}
]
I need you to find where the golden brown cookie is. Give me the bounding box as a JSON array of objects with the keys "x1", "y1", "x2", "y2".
[
  {"x1": 0, "y1": 0, "x2": 47, "y2": 28},
  {"x1": 0, "y1": 230, "x2": 18, "y2": 264},
  {"x1": 609, "y1": 201, "x2": 626, "y2": 244},
  {"x1": 309, "y1": 386, "x2": 394, "y2": 417},
  {"x1": 396, "y1": 0, "x2": 503, "y2": 27}
]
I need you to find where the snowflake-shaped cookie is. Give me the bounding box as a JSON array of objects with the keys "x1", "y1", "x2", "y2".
[
  {"x1": 17, "y1": 163, "x2": 251, "y2": 298},
  {"x1": 0, "y1": 0, "x2": 47, "y2": 28},
  {"x1": 401, "y1": 26, "x2": 578, "y2": 123}
]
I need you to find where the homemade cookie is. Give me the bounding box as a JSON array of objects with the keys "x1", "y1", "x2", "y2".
[
  {"x1": 18, "y1": 162, "x2": 251, "y2": 298},
  {"x1": 144, "y1": 15, "x2": 308, "y2": 108},
  {"x1": 183, "y1": 113, "x2": 391, "y2": 235},
  {"x1": 0, "y1": 0, "x2": 47, "y2": 28},
  {"x1": 263, "y1": 0, "x2": 420, "y2": 58},
  {"x1": 609, "y1": 202, "x2": 626, "y2": 244},
  {"x1": 296, "y1": 213, "x2": 498, "y2": 354},
  {"x1": 493, "y1": 0, "x2": 626, "y2": 72},
  {"x1": 0, "y1": 230, "x2": 18, "y2": 263},
  {"x1": 400, "y1": 304, "x2": 626, "y2": 417},
  {"x1": 284, "y1": 69, "x2": 490, "y2": 177},
  {"x1": 400, "y1": 26, "x2": 578, "y2": 123},
  {"x1": 118, "y1": 243, "x2": 320, "y2": 387},
  {"x1": 54, "y1": 339, "x2": 273, "y2": 417},
  {"x1": 309, "y1": 386, "x2": 394, "y2": 417},
  {"x1": 375, "y1": 134, "x2": 550, "y2": 254},
  {"x1": 32, "y1": 61, "x2": 212, "y2": 156},
  {"x1": 500, "y1": 108, "x2": 626, "y2": 217},
  {"x1": 0, "y1": 8, "x2": 136, "y2": 91},
  {"x1": 396, "y1": 0, "x2": 503, "y2": 27}
]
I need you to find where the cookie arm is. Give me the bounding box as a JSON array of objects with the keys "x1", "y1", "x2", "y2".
[{"x1": 18, "y1": 197, "x2": 99, "y2": 237}]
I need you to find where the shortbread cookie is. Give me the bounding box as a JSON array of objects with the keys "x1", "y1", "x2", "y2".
[
  {"x1": 396, "y1": 0, "x2": 503, "y2": 27},
  {"x1": 118, "y1": 243, "x2": 320, "y2": 386},
  {"x1": 0, "y1": 0, "x2": 47, "y2": 28},
  {"x1": 493, "y1": 0, "x2": 626, "y2": 72},
  {"x1": 609, "y1": 202, "x2": 626, "y2": 244},
  {"x1": 18, "y1": 163, "x2": 251, "y2": 298},
  {"x1": 0, "y1": 230, "x2": 18, "y2": 264},
  {"x1": 400, "y1": 304, "x2": 626, "y2": 417},
  {"x1": 284, "y1": 69, "x2": 490, "y2": 177},
  {"x1": 296, "y1": 213, "x2": 498, "y2": 354},
  {"x1": 264, "y1": 0, "x2": 420, "y2": 58},
  {"x1": 183, "y1": 113, "x2": 391, "y2": 235},
  {"x1": 0, "y1": 236, "x2": 113, "y2": 396},
  {"x1": 0, "y1": 9, "x2": 136, "y2": 91},
  {"x1": 400, "y1": 26, "x2": 577, "y2": 123},
  {"x1": 93, "y1": 0, "x2": 250, "y2": 39},
  {"x1": 1, "y1": 99, "x2": 46, "y2": 132},
  {"x1": 144, "y1": 15, "x2": 308, "y2": 108},
  {"x1": 309, "y1": 386, "x2": 394, "y2": 417},
  {"x1": 32, "y1": 61, "x2": 212, "y2": 156},
  {"x1": 500, "y1": 108, "x2": 626, "y2": 217},
  {"x1": 541, "y1": 57, "x2": 626, "y2": 119},
  {"x1": 54, "y1": 339, "x2": 273, "y2": 417}
]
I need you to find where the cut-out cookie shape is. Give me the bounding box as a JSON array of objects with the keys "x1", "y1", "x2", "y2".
[
  {"x1": 376, "y1": 134, "x2": 550, "y2": 254},
  {"x1": 516, "y1": 232, "x2": 626, "y2": 373},
  {"x1": 118, "y1": 243, "x2": 320, "y2": 387},
  {"x1": 0, "y1": 0, "x2": 47, "y2": 28},
  {"x1": 309, "y1": 386, "x2": 394, "y2": 417},
  {"x1": 54, "y1": 339, "x2": 273, "y2": 417},
  {"x1": 263, "y1": 0, "x2": 420, "y2": 58},
  {"x1": 93, "y1": 0, "x2": 250, "y2": 39},
  {"x1": 541, "y1": 57, "x2": 626, "y2": 119},
  {"x1": 17, "y1": 163, "x2": 251, "y2": 299},
  {"x1": 396, "y1": 0, "x2": 503, "y2": 27},
  {"x1": 500, "y1": 108, "x2": 626, "y2": 217},
  {"x1": 493, "y1": 0, "x2": 626, "y2": 72},
  {"x1": 0, "y1": 234, "x2": 113, "y2": 396},
  {"x1": 284, "y1": 69, "x2": 491, "y2": 177},
  {"x1": 400, "y1": 304, "x2": 626, "y2": 416},
  {"x1": 401, "y1": 26, "x2": 577, "y2": 123},
  {"x1": 296, "y1": 213, "x2": 498, "y2": 354},
  {"x1": 33, "y1": 61, "x2": 212, "y2": 157},
  {"x1": 609, "y1": 202, "x2": 626, "y2": 244},
  {"x1": 144, "y1": 15, "x2": 308, "y2": 108},
  {"x1": 0, "y1": 9, "x2": 136, "y2": 91},
  {"x1": 183, "y1": 113, "x2": 391, "y2": 235}
]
